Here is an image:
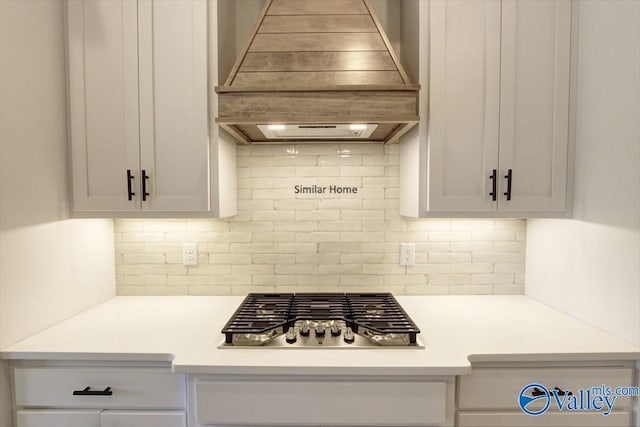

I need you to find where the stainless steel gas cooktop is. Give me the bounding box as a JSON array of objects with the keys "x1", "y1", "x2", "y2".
[{"x1": 219, "y1": 293, "x2": 424, "y2": 348}]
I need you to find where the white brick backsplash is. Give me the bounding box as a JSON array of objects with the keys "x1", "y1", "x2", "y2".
[{"x1": 115, "y1": 143, "x2": 526, "y2": 296}]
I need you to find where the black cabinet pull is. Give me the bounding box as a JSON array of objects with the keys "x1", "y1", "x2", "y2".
[
  {"x1": 142, "y1": 170, "x2": 150, "y2": 201},
  {"x1": 489, "y1": 169, "x2": 497, "y2": 201},
  {"x1": 554, "y1": 387, "x2": 573, "y2": 396},
  {"x1": 126, "y1": 170, "x2": 135, "y2": 201},
  {"x1": 73, "y1": 386, "x2": 112, "y2": 396},
  {"x1": 504, "y1": 169, "x2": 513, "y2": 201},
  {"x1": 530, "y1": 386, "x2": 573, "y2": 397},
  {"x1": 531, "y1": 387, "x2": 545, "y2": 396}
]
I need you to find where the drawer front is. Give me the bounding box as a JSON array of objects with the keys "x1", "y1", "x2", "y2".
[
  {"x1": 17, "y1": 409, "x2": 101, "y2": 427},
  {"x1": 458, "y1": 367, "x2": 633, "y2": 410},
  {"x1": 14, "y1": 368, "x2": 185, "y2": 409},
  {"x1": 457, "y1": 410, "x2": 631, "y2": 427},
  {"x1": 196, "y1": 379, "x2": 446, "y2": 426},
  {"x1": 101, "y1": 410, "x2": 186, "y2": 427}
]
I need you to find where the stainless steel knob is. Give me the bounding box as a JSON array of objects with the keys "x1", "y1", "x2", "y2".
[
  {"x1": 300, "y1": 322, "x2": 310, "y2": 337},
  {"x1": 330, "y1": 324, "x2": 341, "y2": 336},
  {"x1": 343, "y1": 327, "x2": 355, "y2": 343},
  {"x1": 285, "y1": 328, "x2": 297, "y2": 344},
  {"x1": 315, "y1": 325, "x2": 326, "y2": 337}
]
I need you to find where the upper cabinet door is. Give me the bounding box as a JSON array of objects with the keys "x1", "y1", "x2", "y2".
[
  {"x1": 67, "y1": 0, "x2": 140, "y2": 212},
  {"x1": 137, "y1": 0, "x2": 209, "y2": 212},
  {"x1": 427, "y1": 0, "x2": 502, "y2": 213},
  {"x1": 498, "y1": 0, "x2": 571, "y2": 212}
]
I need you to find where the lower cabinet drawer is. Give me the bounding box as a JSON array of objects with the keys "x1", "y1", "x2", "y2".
[
  {"x1": 14, "y1": 368, "x2": 185, "y2": 409},
  {"x1": 458, "y1": 367, "x2": 634, "y2": 410},
  {"x1": 457, "y1": 410, "x2": 631, "y2": 427},
  {"x1": 17, "y1": 409, "x2": 186, "y2": 427},
  {"x1": 100, "y1": 410, "x2": 186, "y2": 427},
  {"x1": 195, "y1": 379, "x2": 447, "y2": 426},
  {"x1": 17, "y1": 409, "x2": 101, "y2": 427}
]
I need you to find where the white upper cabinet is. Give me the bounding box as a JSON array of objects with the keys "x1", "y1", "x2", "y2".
[
  {"x1": 67, "y1": 0, "x2": 215, "y2": 216},
  {"x1": 401, "y1": 0, "x2": 573, "y2": 217},
  {"x1": 498, "y1": 0, "x2": 571, "y2": 213},
  {"x1": 427, "y1": 0, "x2": 502, "y2": 213}
]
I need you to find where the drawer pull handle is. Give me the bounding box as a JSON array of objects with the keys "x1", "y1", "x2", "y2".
[
  {"x1": 554, "y1": 387, "x2": 573, "y2": 396},
  {"x1": 531, "y1": 387, "x2": 573, "y2": 397},
  {"x1": 73, "y1": 386, "x2": 113, "y2": 396}
]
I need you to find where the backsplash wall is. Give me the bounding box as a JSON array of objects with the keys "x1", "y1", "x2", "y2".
[{"x1": 115, "y1": 143, "x2": 526, "y2": 296}]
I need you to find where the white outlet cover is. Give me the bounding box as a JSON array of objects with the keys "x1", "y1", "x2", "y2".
[
  {"x1": 400, "y1": 243, "x2": 415, "y2": 266},
  {"x1": 183, "y1": 243, "x2": 198, "y2": 266}
]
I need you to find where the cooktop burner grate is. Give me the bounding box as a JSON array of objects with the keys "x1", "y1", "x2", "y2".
[{"x1": 221, "y1": 292, "x2": 420, "y2": 345}]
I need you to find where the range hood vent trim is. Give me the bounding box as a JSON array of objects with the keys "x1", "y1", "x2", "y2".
[{"x1": 216, "y1": 0, "x2": 420, "y2": 145}]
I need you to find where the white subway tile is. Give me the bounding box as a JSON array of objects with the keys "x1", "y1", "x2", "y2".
[
  {"x1": 363, "y1": 264, "x2": 405, "y2": 275},
  {"x1": 296, "y1": 210, "x2": 340, "y2": 221},
  {"x1": 339, "y1": 143, "x2": 384, "y2": 155},
  {"x1": 384, "y1": 274, "x2": 427, "y2": 285},
  {"x1": 274, "y1": 155, "x2": 317, "y2": 166},
  {"x1": 296, "y1": 166, "x2": 340, "y2": 177},
  {"x1": 429, "y1": 274, "x2": 472, "y2": 285},
  {"x1": 340, "y1": 253, "x2": 384, "y2": 264},
  {"x1": 494, "y1": 263, "x2": 525, "y2": 274},
  {"x1": 168, "y1": 275, "x2": 210, "y2": 286},
  {"x1": 318, "y1": 264, "x2": 362, "y2": 274},
  {"x1": 472, "y1": 274, "x2": 515, "y2": 285},
  {"x1": 254, "y1": 232, "x2": 297, "y2": 243},
  {"x1": 295, "y1": 254, "x2": 340, "y2": 264},
  {"x1": 429, "y1": 253, "x2": 472, "y2": 264},
  {"x1": 317, "y1": 199, "x2": 362, "y2": 210},
  {"x1": 274, "y1": 243, "x2": 317, "y2": 253},
  {"x1": 317, "y1": 221, "x2": 362, "y2": 232},
  {"x1": 251, "y1": 166, "x2": 295, "y2": 177},
  {"x1": 273, "y1": 221, "x2": 318, "y2": 232},
  {"x1": 123, "y1": 254, "x2": 166, "y2": 265},
  {"x1": 339, "y1": 275, "x2": 383, "y2": 286},
  {"x1": 209, "y1": 253, "x2": 252, "y2": 264},
  {"x1": 318, "y1": 155, "x2": 362, "y2": 166},
  {"x1": 340, "y1": 232, "x2": 384, "y2": 242},
  {"x1": 230, "y1": 243, "x2": 274, "y2": 253},
  {"x1": 253, "y1": 254, "x2": 296, "y2": 264},
  {"x1": 229, "y1": 222, "x2": 273, "y2": 232},
  {"x1": 340, "y1": 166, "x2": 385, "y2": 177}
]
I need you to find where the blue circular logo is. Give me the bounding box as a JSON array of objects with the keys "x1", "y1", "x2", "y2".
[{"x1": 518, "y1": 383, "x2": 551, "y2": 416}]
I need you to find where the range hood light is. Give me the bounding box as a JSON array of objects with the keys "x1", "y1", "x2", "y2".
[
  {"x1": 267, "y1": 124, "x2": 286, "y2": 131},
  {"x1": 349, "y1": 124, "x2": 368, "y2": 131}
]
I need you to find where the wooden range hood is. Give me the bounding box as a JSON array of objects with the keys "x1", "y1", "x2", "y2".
[{"x1": 216, "y1": 0, "x2": 419, "y2": 144}]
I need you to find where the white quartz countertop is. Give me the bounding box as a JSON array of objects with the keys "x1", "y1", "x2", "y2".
[{"x1": 2, "y1": 295, "x2": 638, "y2": 375}]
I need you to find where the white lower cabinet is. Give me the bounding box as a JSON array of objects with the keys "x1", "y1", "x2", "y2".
[
  {"x1": 189, "y1": 375, "x2": 455, "y2": 427},
  {"x1": 12, "y1": 365, "x2": 186, "y2": 427},
  {"x1": 456, "y1": 364, "x2": 636, "y2": 427},
  {"x1": 17, "y1": 409, "x2": 101, "y2": 427}
]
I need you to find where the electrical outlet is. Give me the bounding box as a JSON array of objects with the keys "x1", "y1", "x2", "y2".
[
  {"x1": 400, "y1": 243, "x2": 415, "y2": 266},
  {"x1": 183, "y1": 243, "x2": 198, "y2": 266}
]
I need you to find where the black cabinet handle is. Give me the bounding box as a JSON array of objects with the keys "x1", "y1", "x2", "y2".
[
  {"x1": 126, "y1": 170, "x2": 135, "y2": 201},
  {"x1": 489, "y1": 169, "x2": 497, "y2": 201},
  {"x1": 504, "y1": 169, "x2": 513, "y2": 201},
  {"x1": 530, "y1": 386, "x2": 573, "y2": 397},
  {"x1": 142, "y1": 170, "x2": 150, "y2": 201},
  {"x1": 73, "y1": 386, "x2": 112, "y2": 396},
  {"x1": 531, "y1": 387, "x2": 545, "y2": 396},
  {"x1": 554, "y1": 387, "x2": 573, "y2": 396}
]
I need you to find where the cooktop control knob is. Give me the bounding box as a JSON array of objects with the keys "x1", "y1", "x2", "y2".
[
  {"x1": 315, "y1": 326, "x2": 326, "y2": 337},
  {"x1": 343, "y1": 327, "x2": 355, "y2": 344},
  {"x1": 299, "y1": 323, "x2": 310, "y2": 337},
  {"x1": 285, "y1": 328, "x2": 297, "y2": 344},
  {"x1": 330, "y1": 324, "x2": 341, "y2": 336}
]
